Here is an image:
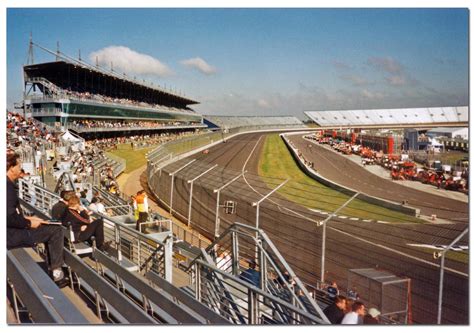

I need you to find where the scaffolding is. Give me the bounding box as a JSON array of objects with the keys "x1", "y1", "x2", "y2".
[{"x1": 347, "y1": 268, "x2": 411, "y2": 324}]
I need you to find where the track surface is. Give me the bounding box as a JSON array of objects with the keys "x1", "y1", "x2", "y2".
[
  {"x1": 290, "y1": 135, "x2": 469, "y2": 221},
  {"x1": 149, "y1": 132, "x2": 468, "y2": 324}
]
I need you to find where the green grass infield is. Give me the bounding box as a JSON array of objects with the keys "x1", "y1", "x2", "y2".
[{"x1": 258, "y1": 134, "x2": 425, "y2": 223}]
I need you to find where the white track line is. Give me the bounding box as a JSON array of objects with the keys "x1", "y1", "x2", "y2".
[
  {"x1": 242, "y1": 134, "x2": 467, "y2": 277},
  {"x1": 330, "y1": 226, "x2": 468, "y2": 277},
  {"x1": 241, "y1": 135, "x2": 320, "y2": 224}
]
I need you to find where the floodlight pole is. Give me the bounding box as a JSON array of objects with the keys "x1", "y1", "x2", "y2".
[
  {"x1": 250, "y1": 179, "x2": 288, "y2": 262},
  {"x1": 153, "y1": 153, "x2": 172, "y2": 174},
  {"x1": 168, "y1": 159, "x2": 195, "y2": 215},
  {"x1": 187, "y1": 164, "x2": 218, "y2": 227},
  {"x1": 252, "y1": 179, "x2": 289, "y2": 230},
  {"x1": 320, "y1": 192, "x2": 359, "y2": 283},
  {"x1": 213, "y1": 171, "x2": 245, "y2": 238},
  {"x1": 437, "y1": 227, "x2": 468, "y2": 324}
]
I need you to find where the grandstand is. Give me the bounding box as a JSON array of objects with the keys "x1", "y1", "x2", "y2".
[
  {"x1": 7, "y1": 41, "x2": 332, "y2": 325},
  {"x1": 8, "y1": 40, "x2": 467, "y2": 326},
  {"x1": 204, "y1": 115, "x2": 305, "y2": 129},
  {"x1": 305, "y1": 106, "x2": 468, "y2": 129},
  {"x1": 22, "y1": 41, "x2": 206, "y2": 138}
]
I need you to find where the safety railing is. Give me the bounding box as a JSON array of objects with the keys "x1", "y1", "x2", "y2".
[
  {"x1": 187, "y1": 222, "x2": 329, "y2": 324},
  {"x1": 7, "y1": 248, "x2": 90, "y2": 324},
  {"x1": 27, "y1": 77, "x2": 201, "y2": 117},
  {"x1": 17, "y1": 178, "x2": 173, "y2": 282},
  {"x1": 190, "y1": 257, "x2": 326, "y2": 324},
  {"x1": 147, "y1": 124, "x2": 307, "y2": 166},
  {"x1": 67, "y1": 124, "x2": 207, "y2": 133}
]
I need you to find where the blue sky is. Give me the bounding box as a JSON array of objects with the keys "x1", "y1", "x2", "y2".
[{"x1": 6, "y1": 8, "x2": 469, "y2": 119}]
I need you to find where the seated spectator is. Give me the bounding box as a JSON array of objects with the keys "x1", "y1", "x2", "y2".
[
  {"x1": 323, "y1": 295, "x2": 347, "y2": 324},
  {"x1": 239, "y1": 260, "x2": 261, "y2": 288},
  {"x1": 341, "y1": 301, "x2": 365, "y2": 324},
  {"x1": 216, "y1": 250, "x2": 232, "y2": 271},
  {"x1": 326, "y1": 281, "x2": 339, "y2": 300},
  {"x1": 51, "y1": 190, "x2": 76, "y2": 221},
  {"x1": 364, "y1": 307, "x2": 380, "y2": 324},
  {"x1": 80, "y1": 190, "x2": 90, "y2": 207},
  {"x1": 63, "y1": 196, "x2": 109, "y2": 251},
  {"x1": 276, "y1": 270, "x2": 295, "y2": 287},
  {"x1": 7, "y1": 152, "x2": 67, "y2": 286},
  {"x1": 88, "y1": 196, "x2": 106, "y2": 215},
  {"x1": 347, "y1": 287, "x2": 359, "y2": 300}
]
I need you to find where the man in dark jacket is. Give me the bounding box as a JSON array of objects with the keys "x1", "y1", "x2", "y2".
[
  {"x1": 51, "y1": 190, "x2": 75, "y2": 222},
  {"x1": 239, "y1": 260, "x2": 261, "y2": 288},
  {"x1": 323, "y1": 295, "x2": 347, "y2": 324},
  {"x1": 7, "y1": 152, "x2": 66, "y2": 285}
]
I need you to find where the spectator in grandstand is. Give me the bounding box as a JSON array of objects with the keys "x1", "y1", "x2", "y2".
[
  {"x1": 363, "y1": 307, "x2": 381, "y2": 324},
  {"x1": 216, "y1": 250, "x2": 232, "y2": 271},
  {"x1": 341, "y1": 301, "x2": 365, "y2": 324},
  {"x1": 88, "y1": 197, "x2": 107, "y2": 215},
  {"x1": 347, "y1": 287, "x2": 360, "y2": 301},
  {"x1": 7, "y1": 152, "x2": 67, "y2": 286},
  {"x1": 239, "y1": 260, "x2": 261, "y2": 288},
  {"x1": 51, "y1": 190, "x2": 76, "y2": 222},
  {"x1": 323, "y1": 295, "x2": 347, "y2": 324},
  {"x1": 63, "y1": 196, "x2": 109, "y2": 251},
  {"x1": 276, "y1": 270, "x2": 295, "y2": 286},
  {"x1": 326, "y1": 281, "x2": 339, "y2": 300},
  {"x1": 135, "y1": 190, "x2": 149, "y2": 231},
  {"x1": 80, "y1": 190, "x2": 90, "y2": 207}
]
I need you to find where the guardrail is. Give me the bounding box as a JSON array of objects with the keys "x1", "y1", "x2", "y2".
[
  {"x1": 17, "y1": 178, "x2": 174, "y2": 283},
  {"x1": 7, "y1": 248, "x2": 90, "y2": 324},
  {"x1": 281, "y1": 132, "x2": 420, "y2": 217},
  {"x1": 187, "y1": 222, "x2": 329, "y2": 324},
  {"x1": 145, "y1": 125, "x2": 308, "y2": 244},
  {"x1": 67, "y1": 124, "x2": 207, "y2": 133},
  {"x1": 190, "y1": 257, "x2": 326, "y2": 324}
]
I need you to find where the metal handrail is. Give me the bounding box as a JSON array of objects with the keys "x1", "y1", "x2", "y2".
[
  {"x1": 186, "y1": 222, "x2": 328, "y2": 323},
  {"x1": 17, "y1": 179, "x2": 174, "y2": 282},
  {"x1": 192, "y1": 258, "x2": 327, "y2": 324}
]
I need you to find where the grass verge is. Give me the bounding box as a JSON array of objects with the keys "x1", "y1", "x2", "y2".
[
  {"x1": 414, "y1": 247, "x2": 468, "y2": 264},
  {"x1": 258, "y1": 134, "x2": 424, "y2": 223},
  {"x1": 107, "y1": 144, "x2": 158, "y2": 174}
]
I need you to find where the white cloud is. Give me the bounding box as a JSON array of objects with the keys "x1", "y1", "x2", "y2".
[
  {"x1": 180, "y1": 57, "x2": 217, "y2": 75},
  {"x1": 384, "y1": 75, "x2": 406, "y2": 86},
  {"x1": 367, "y1": 56, "x2": 403, "y2": 74},
  {"x1": 89, "y1": 46, "x2": 173, "y2": 77},
  {"x1": 332, "y1": 60, "x2": 353, "y2": 71},
  {"x1": 339, "y1": 74, "x2": 371, "y2": 86},
  {"x1": 367, "y1": 56, "x2": 419, "y2": 87},
  {"x1": 361, "y1": 89, "x2": 385, "y2": 100},
  {"x1": 257, "y1": 98, "x2": 271, "y2": 109}
]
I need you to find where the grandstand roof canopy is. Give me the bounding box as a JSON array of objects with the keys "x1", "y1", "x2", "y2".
[
  {"x1": 204, "y1": 115, "x2": 303, "y2": 129},
  {"x1": 24, "y1": 61, "x2": 198, "y2": 107},
  {"x1": 305, "y1": 106, "x2": 468, "y2": 129}
]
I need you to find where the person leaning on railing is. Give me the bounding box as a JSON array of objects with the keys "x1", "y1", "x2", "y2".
[{"x1": 7, "y1": 152, "x2": 68, "y2": 287}]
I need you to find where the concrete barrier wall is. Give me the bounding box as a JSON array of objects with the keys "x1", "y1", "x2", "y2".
[{"x1": 281, "y1": 133, "x2": 420, "y2": 217}]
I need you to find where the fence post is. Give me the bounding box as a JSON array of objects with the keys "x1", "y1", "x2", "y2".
[
  {"x1": 232, "y1": 230, "x2": 239, "y2": 275},
  {"x1": 437, "y1": 227, "x2": 468, "y2": 324},
  {"x1": 195, "y1": 263, "x2": 202, "y2": 302},
  {"x1": 248, "y1": 289, "x2": 258, "y2": 324}
]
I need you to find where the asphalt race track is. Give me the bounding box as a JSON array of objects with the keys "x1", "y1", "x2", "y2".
[
  {"x1": 289, "y1": 134, "x2": 469, "y2": 222},
  {"x1": 148, "y1": 131, "x2": 468, "y2": 324}
]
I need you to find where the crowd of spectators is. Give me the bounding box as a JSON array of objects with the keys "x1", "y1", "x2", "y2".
[
  {"x1": 7, "y1": 112, "x2": 57, "y2": 159},
  {"x1": 85, "y1": 130, "x2": 199, "y2": 151},
  {"x1": 320, "y1": 281, "x2": 381, "y2": 324},
  {"x1": 69, "y1": 119, "x2": 201, "y2": 130},
  {"x1": 38, "y1": 83, "x2": 196, "y2": 114},
  {"x1": 7, "y1": 111, "x2": 391, "y2": 322}
]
